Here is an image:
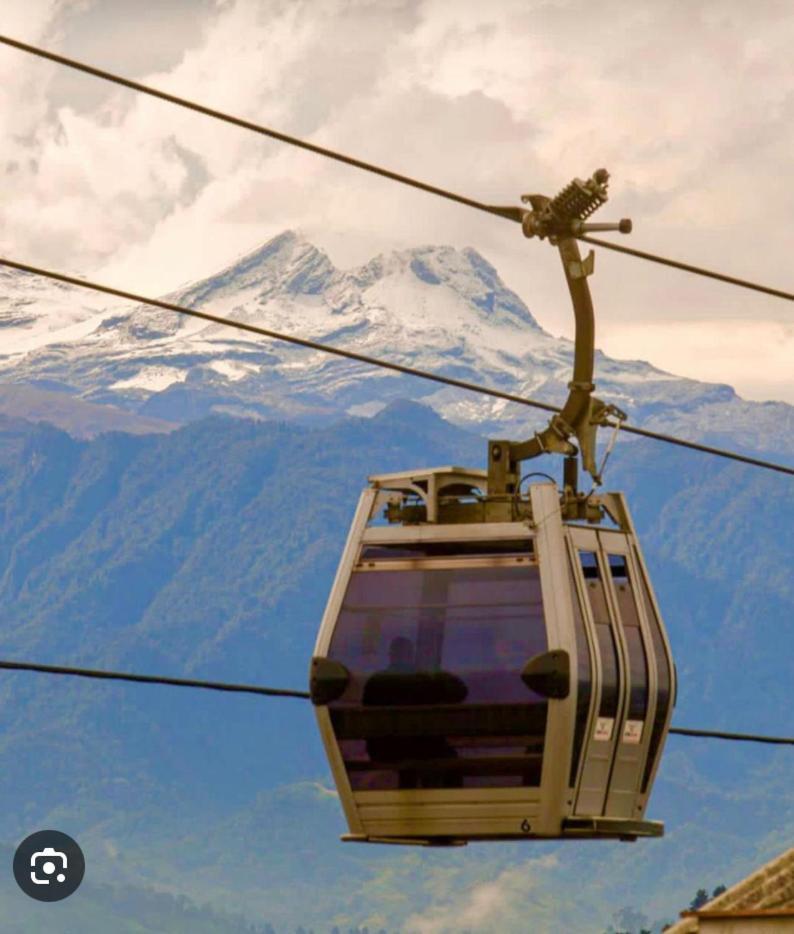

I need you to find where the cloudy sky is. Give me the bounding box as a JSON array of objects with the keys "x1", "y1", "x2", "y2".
[{"x1": 2, "y1": 0, "x2": 793, "y2": 402}]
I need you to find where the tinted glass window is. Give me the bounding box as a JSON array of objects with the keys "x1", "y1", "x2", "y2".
[
  {"x1": 328, "y1": 564, "x2": 548, "y2": 790},
  {"x1": 580, "y1": 551, "x2": 620, "y2": 719},
  {"x1": 608, "y1": 554, "x2": 648, "y2": 722},
  {"x1": 568, "y1": 555, "x2": 592, "y2": 787},
  {"x1": 635, "y1": 556, "x2": 672, "y2": 792},
  {"x1": 360, "y1": 540, "x2": 534, "y2": 560}
]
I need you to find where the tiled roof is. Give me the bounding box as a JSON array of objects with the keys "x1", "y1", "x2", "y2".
[{"x1": 664, "y1": 847, "x2": 794, "y2": 933}]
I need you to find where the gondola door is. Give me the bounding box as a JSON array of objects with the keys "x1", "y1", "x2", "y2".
[
  {"x1": 597, "y1": 532, "x2": 656, "y2": 818},
  {"x1": 566, "y1": 527, "x2": 623, "y2": 816},
  {"x1": 567, "y1": 525, "x2": 661, "y2": 820}
]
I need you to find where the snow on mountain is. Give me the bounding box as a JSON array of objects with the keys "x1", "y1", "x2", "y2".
[
  {"x1": 1, "y1": 230, "x2": 792, "y2": 458},
  {"x1": 0, "y1": 265, "x2": 120, "y2": 352}
]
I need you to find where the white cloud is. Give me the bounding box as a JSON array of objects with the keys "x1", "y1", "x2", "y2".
[
  {"x1": 403, "y1": 854, "x2": 560, "y2": 934},
  {"x1": 3, "y1": 0, "x2": 83, "y2": 39},
  {"x1": 2, "y1": 0, "x2": 793, "y2": 403}
]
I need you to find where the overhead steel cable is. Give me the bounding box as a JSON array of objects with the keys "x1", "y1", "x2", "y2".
[
  {"x1": 1, "y1": 658, "x2": 791, "y2": 747},
  {"x1": 1, "y1": 254, "x2": 793, "y2": 479},
  {"x1": 668, "y1": 727, "x2": 794, "y2": 747},
  {"x1": 3, "y1": 34, "x2": 794, "y2": 303},
  {"x1": 604, "y1": 422, "x2": 794, "y2": 476},
  {"x1": 578, "y1": 234, "x2": 794, "y2": 304},
  {"x1": 0, "y1": 34, "x2": 521, "y2": 225},
  {"x1": 0, "y1": 659, "x2": 308, "y2": 699}
]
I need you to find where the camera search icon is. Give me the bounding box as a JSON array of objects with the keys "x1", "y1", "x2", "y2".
[{"x1": 13, "y1": 830, "x2": 85, "y2": 902}]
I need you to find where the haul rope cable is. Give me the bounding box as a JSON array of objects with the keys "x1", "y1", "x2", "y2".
[
  {"x1": 0, "y1": 659, "x2": 791, "y2": 747},
  {"x1": 1, "y1": 255, "x2": 792, "y2": 479},
  {"x1": 2, "y1": 34, "x2": 794, "y2": 304}
]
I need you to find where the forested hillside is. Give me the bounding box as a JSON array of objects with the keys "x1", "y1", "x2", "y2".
[{"x1": 0, "y1": 403, "x2": 790, "y2": 931}]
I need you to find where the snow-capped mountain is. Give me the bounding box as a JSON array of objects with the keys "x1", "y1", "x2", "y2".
[
  {"x1": 0, "y1": 264, "x2": 118, "y2": 350},
  {"x1": 1, "y1": 230, "x2": 792, "y2": 457}
]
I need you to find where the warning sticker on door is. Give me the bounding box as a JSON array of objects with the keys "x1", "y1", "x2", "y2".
[
  {"x1": 623, "y1": 720, "x2": 644, "y2": 744},
  {"x1": 594, "y1": 717, "x2": 614, "y2": 742}
]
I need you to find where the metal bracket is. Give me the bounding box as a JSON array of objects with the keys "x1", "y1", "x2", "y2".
[
  {"x1": 574, "y1": 398, "x2": 628, "y2": 482},
  {"x1": 567, "y1": 250, "x2": 595, "y2": 280},
  {"x1": 487, "y1": 169, "x2": 634, "y2": 492}
]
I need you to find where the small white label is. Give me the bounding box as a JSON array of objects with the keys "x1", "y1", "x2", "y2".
[
  {"x1": 623, "y1": 720, "x2": 644, "y2": 744},
  {"x1": 594, "y1": 717, "x2": 614, "y2": 742}
]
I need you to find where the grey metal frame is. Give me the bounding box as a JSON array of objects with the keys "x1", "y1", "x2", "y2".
[{"x1": 311, "y1": 469, "x2": 670, "y2": 845}]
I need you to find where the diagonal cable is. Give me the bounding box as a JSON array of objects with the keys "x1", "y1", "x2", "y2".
[
  {"x1": 3, "y1": 35, "x2": 794, "y2": 303},
  {"x1": 0, "y1": 659, "x2": 309, "y2": 699},
  {"x1": 579, "y1": 234, "x2": 794, "y2": 303},
  {"x1": 2, "y1": 659, "x2": 792, "y2": 746},
  {"x1": 0, "y1": 35, "x2": 520, "y2": 224},
  {"x1": 1, "y1": 254, "x2": 793, "y2": 478},
  {"x1": 668, "y1": 726, "x2": 794, "y2": 746},
  {"x1": 606, "y1": 422, "x2": 794, "y2": 476},
  {"x1": 0, "y1": 255, "x2": 558, "y2": 417}
]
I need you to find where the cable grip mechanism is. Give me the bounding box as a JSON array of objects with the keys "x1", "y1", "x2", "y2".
[
  {"x1": 487, "y1": 170, "x2": 632, "y2": 507},
  {"x1": 521, "y1": 169, "x2": 631, "y2": 243}
]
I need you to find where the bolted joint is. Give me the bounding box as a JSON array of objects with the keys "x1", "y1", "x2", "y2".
[
  {"x1": 549, "y1": 413, "x2": 575, "y2": 440},
  {"x1": 590, "y1": 398, "x2": 628, "y2": 426},
  {"x1": 522, "y1": 212, "x2": 541, "y2": 239},
  {"x1": 522, "y1": 209, "x2": 555, "y2": 241}
]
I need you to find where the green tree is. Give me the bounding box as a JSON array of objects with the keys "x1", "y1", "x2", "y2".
[{"x1": 689, "y1": 889, "x2": 710, "y2": 910}]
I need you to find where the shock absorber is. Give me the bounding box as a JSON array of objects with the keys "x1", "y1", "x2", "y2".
[
  {"x1": 550, "y1": 168, "x2": 610, "y2": 221},
  {"x1": 521, "y1": 168, "x2": 631, "y2": 240}
]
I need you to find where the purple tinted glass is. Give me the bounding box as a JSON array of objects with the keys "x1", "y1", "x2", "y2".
[
  {"x1": 567, "y1": 555, "x2": 592, "y2": 786},
  {"x1": 580, "y1": 551, "x2": 621, "y2": 719},
  {"x1": 608, "y1": 554, "x2": 649, "y2": 721},
  {"x1": 360, "y1": 540, "x2": 535, "y2": 560},
  {"x1": 635, "y1": 555, "x2": 672, "y2": 792},
  {"x1": 328, "y1": 564, "x2": 548, "y2": 789}
]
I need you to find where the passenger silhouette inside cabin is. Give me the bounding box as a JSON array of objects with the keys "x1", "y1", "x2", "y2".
[{"x1": 363, "y1": 635, "x2": 467, "y2": 789}]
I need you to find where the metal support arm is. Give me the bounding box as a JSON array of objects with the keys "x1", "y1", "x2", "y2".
[
  {"x1": 487, "y1": 170, "x2": 630, "y2": 495},
  {"x1": 509, "y1": 236, "x2": 597, "y2": 468}
]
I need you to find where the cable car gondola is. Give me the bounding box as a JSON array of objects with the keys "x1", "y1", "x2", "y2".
[{"x1": 310, "y1": 171, "x2": 676, "y2": 845}]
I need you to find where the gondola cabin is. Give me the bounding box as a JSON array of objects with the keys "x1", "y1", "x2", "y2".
[
  {"x1": 310, "y1": 169, "x2": 676, "y2": 845},
  {"x1": 310, "y1": 466, "x2": 675, "y2": 846}
]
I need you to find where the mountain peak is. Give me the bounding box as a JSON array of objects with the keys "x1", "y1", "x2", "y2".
[
  {"x1": 228, "y1": 229, "x2": 321, "y2": 272},
  {"x1": 353, "y1": 242, "x2": 543, "y2": 332},
  {"x1": 176, "y1": 230, "x2": 337, "y2": 304},
  {"x1": 3, "y1": 229, "x2": 789, "y2": 460}
]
